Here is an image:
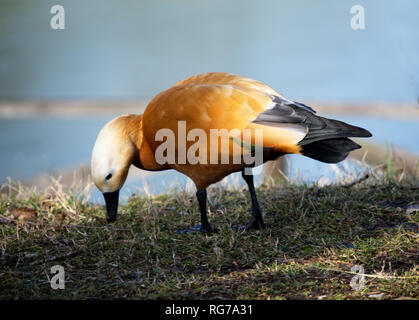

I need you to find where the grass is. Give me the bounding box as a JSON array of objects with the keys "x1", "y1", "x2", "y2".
[{"x1": 0, "y1": 168, "x2": 418, "y2": 300}]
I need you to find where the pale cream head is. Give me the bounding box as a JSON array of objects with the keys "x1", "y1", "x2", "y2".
[{"x1": 91, "y1": 116, "x2": 137, "y2": 193}]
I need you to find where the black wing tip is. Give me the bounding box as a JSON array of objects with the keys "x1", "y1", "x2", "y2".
[
  {"x1": 352, "y1": 127, "x2": 373, "y2": 138},
  {"x1": 272, "y1": 95, "x2": 317, "y2": 114},
  {"x1": 363, "y1": 129, "x2": 373, "y2": 138}
]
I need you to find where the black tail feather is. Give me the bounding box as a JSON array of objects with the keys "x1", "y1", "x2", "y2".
[
  {"x1": 300, "y1": 138, "x2": 361, "y2": 163},
  {"x1": 298, "y1": 114, "x2": 371, "y2": 163},
  {"x1": 251, "y1": 97, "x2": 372, "y2": 164}
]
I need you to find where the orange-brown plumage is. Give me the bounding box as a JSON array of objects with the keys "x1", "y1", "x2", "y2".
[
  {"x1": 92, "y1": 72, "x2": 372, "y2": 230},
  {"x1": 140, "y1": 73, "x2": 305, "y2": 189}
]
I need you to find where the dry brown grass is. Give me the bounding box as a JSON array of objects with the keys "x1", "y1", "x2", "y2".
[{"x1": 0, "y1": 166, "x2": 418, "y2": 300}]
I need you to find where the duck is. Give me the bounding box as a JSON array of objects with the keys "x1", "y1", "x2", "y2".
[{"x1": 91, "y1": 72, "x2": 372, "y2": 232}]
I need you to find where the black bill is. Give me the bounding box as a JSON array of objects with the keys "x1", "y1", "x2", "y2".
[{"x1": 103, "y1": 189, "x2": 120, "y2": 222}]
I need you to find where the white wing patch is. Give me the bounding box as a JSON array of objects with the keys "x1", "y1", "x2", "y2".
[{"x1": 256, "y1": 122, "x2": 308, "y2": 144}]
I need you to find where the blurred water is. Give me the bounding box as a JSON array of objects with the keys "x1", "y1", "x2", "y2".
[{"x1": 0, "y1": 0, "x2": 418, "y2": 101}]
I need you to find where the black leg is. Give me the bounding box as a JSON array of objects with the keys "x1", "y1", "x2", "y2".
[
  {"x1": 196, "y1": 189, "x2": 217, "y2": 233},
  {"x1": 241, "y1": 170, "x2": 265, "y2": 230}
]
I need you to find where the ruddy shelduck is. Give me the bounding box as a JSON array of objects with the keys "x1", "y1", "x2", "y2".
[{"x1": 92, "y1": 72, "x2": 372, "y2": 232}]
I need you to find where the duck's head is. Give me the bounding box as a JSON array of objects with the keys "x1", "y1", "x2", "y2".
[{"x1": 91, "y1": 115, "x2": 139, "y2": 222}]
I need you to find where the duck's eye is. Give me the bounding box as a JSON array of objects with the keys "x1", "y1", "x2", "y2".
[{"x1": 105, "y1": 173, "x2": 112, "y2": 180}]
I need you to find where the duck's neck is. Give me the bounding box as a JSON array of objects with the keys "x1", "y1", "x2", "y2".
[{"x1": 127, "y1": 114, "x2": 169, "y2": 171}]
